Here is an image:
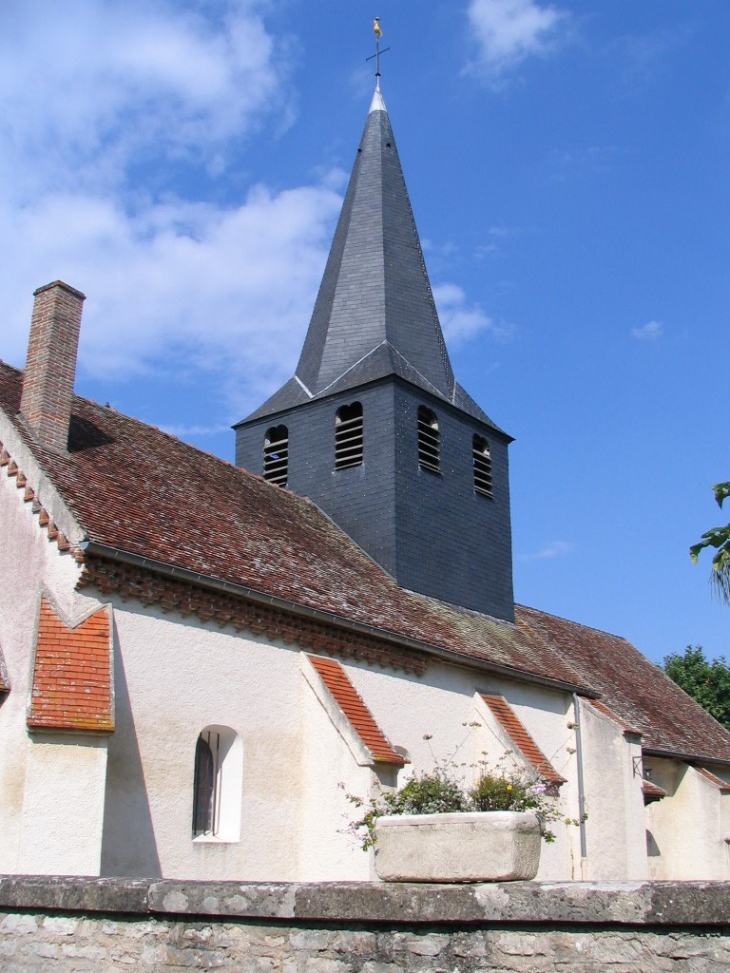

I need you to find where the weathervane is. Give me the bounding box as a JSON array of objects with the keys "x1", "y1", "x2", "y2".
[{"x1": 366, "y1": 17, "x2": 390, "y2": 89}]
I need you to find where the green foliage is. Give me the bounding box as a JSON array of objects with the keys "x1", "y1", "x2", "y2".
[
  {"x1": 690, "y1": 481, "x2": 730, "y2": 604},
  {"x1": 663, "y1": 645, "x2": 730, "y2": 732},
  {"x1": 345, "y1": 755, "x2": 565, "y2": 850},
  {"x1": 381, "y1": 768, "x2": 469, "y2": 816}
]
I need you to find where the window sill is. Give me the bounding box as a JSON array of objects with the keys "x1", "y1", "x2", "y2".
[{"x1": 192, "y1": 834, "x2": 240, "y2": 845}]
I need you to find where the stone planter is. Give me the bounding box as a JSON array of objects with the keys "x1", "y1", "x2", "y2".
[{"x1": 373, "y1": 811, "x2": 541, "y2": 883}]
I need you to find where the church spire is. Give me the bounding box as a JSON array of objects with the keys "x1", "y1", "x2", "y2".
[
  {"x1": 294, "y1": 85, "x2": 457, "y2": 404},
  {"x1": 236, "y1": 83, "x2": 514, "y2": 621}
]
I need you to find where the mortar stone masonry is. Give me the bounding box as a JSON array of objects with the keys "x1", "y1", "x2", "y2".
[{"x1": 1, "y1": 878, "x2": 730, "y2": 972}]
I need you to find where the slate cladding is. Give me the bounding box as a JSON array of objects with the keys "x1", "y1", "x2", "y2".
[{"x1": 235, "y1": 89, "x2": 515, "y2": 620}]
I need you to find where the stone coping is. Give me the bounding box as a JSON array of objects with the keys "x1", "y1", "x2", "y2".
[{"x1": 1, "y1": 877, "x2": 729, "y2": 927}]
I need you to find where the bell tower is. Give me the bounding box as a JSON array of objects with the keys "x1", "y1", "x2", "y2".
[{"x1": 235, "y1": 86, "x2": 515, "y2": 621}]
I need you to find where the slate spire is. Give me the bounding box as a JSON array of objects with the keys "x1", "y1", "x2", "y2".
[{"x1": 295, "y1": 86, "x2": 456, "y2": 402}]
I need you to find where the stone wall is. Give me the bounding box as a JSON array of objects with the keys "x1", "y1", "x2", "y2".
[{"x1": 1, "y1": 877, "x2": 729, "y2": 972}]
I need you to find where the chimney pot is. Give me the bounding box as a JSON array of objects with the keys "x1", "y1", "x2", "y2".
[{"x1": 20, "y1": 281, "x2": 86, "y2": 454}]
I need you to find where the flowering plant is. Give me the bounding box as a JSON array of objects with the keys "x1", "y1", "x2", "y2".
[{"x1": 345, "y1": 751, "x2": 563, "y2": 851}]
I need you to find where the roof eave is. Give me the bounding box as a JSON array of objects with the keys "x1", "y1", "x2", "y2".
[{"x1": 79, "y1": 540, "x2": 594, "y2": 697}]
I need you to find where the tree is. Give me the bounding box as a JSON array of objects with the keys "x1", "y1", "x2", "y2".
[
  {"x1": 690, "y1": 481, "x2": 730, "y2": 604},
  {"x1": 663, "y1": 646, "x2": 730, "y2": 732}
]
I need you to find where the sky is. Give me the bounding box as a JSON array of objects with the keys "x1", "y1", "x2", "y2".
[{"x1": 1, "y1": 0, "x2": 729, "y2": 665}]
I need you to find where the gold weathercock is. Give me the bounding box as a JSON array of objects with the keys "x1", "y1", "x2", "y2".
[{"x1": 366, "y1": 17, "x2": 390, "y2": 87}]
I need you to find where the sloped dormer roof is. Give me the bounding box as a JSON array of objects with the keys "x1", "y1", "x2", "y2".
[{"x1": 241, "y1": 88, "x2": 499, "y2": 430}]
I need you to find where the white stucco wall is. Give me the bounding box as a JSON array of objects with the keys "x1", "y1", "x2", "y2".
[
  {"x1": 0, "y1": 419, "x2": 107, "y2": 875},
  {"x1": 341, "y1": 659, "x2": 582, "y2": 881},
  {"x1": 579, "y1": 703, "x2": 648, "y2": 881},
  {"x1": 298, "y1": 656, "x2": 375, "y2": 880},
  {"x1": 17, "y1": 735, "x2": 108, "y2": 875},
  {"x1": 645, "y1": 759, "x2": 730, "y2": 880},
  {"x1": 98, "y1": 599, "x2": 605, "y2": 882}
]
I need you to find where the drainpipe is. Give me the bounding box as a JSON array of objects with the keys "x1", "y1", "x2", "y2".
[{"x1": 572, "y1": 692, "x2": 589, "y2": 880}]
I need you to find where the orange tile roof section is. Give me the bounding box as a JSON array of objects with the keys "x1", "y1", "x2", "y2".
[
  {"x1": 308, "y1": 655, "x2": 404, "y2": 766},
  {"x1": 696, "y1": 767, "x2": 730, "y2": 793},
  {"x1": 480, "y1": 693, "x2": 565, "y2": 786},
  {"x1": 28, "y1": 597, "x2": 113, "y2": 732},
  {"x1": 642, "y1": 779, "x2": 667, "y2": 800}
]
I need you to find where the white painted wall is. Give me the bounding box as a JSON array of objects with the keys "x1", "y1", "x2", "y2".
[
  {"x1": 645, "y1": 760, "x2": 730, "y2": 880},
  {"x1": 17, "y1": 735, "x2": 108, "y2": 875},
  {"x1": 0, "y1": 418, "x2": 106, "y2": 875},
  {"x1": 579, "y1": 703, "x2": 648, "y2": 881}
]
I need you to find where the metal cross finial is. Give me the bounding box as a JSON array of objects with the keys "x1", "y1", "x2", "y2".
[{"x1": 366, "y1": 17, "x2": 390, "y2": 89}]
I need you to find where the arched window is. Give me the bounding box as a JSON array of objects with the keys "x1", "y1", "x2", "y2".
[
  {"x1": 192, "y1": 725, "x2": 243, "y2": 841},
  {"x1": 335, "y1": 402, "x2": 363, "y2": 469},
  {"x1": 192, "y1": 733, "x2": 215, "y2": 836},
  {"x1": 473, "y1": 434, "x2": 493, "y2": 497},
  {"x1": 263, "y1": 425, "x2": 288, "y2": 487},
  {"x1": 417, "y1": 406, "x2": 440, "y2": 473}
]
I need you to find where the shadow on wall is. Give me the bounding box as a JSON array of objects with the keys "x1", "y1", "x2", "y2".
[
  {"x1": 646, "y1": 830, "x2": 661, "y2": 858},
  {"x1": 100, "y1": 621, "x2": 161, "y2": 877}
]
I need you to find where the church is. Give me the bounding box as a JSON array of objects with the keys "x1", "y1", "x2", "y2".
[{"x1": 1, "y1": 82, "x2": 729, "y2": 884}]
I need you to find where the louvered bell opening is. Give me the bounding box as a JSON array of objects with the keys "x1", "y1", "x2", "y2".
[
  {"x1": 418, "y1": 406, "x2": 440, "y2": 474},
  {"x1": 473, "y1": 433, "x2": 493, "y2": 497},
  {"x1": 335, "y1": 402, "x2": 363, "y2": 470},
  {"x1": 263, "y1": 425, "x2": 289, "y2": 487}
]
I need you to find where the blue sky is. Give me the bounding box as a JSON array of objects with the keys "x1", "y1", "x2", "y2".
[{"x1": 2, "y1": 0, "x2": 729, "y2": 664}]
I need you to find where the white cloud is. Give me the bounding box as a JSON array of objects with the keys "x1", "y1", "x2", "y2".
[
  {"x1": 518, "y1": 540, "x2": 575, "y2": 562},
  {"x1": 0, "y1": 1, "x2": 347, "y2": 422},
  {"x1": 631, "y1": 320, "x2": 663, "y2": 341},
  {"x1": 1, "y1": 182, "x2": 343, "y2": 417},
  {"x1": 466, "y1": 0, "x2": 568, "y2": 79},
  {"x1": 433, "y1": 283, "x2": 511, "y2": 346},
  {"x1": 0, "y1": 0, "x2": 285, "y2": 203}
]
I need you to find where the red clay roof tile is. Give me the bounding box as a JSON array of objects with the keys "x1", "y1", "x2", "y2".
[
  {"x1": 696, "y1": 767, "x2": 730, "y2": 793},
  {"x1": 480, "y1": 693, "x2": 565, "y2": 786},
  {"x1": 643, "y1": 779, "x2": 667, "y2": 800},
  {"x1": 308, "y1": 655, "x2": 404, "y2": 766},
  {"x1": 27, "y1": 597, "x2": 113, "y2": 732},
  {"x1": 516, "y1": 605, "x2": 730, "y2": 765},
  {"x1": 3, "y1": 359, "x2": 730, "y2": 766},
  {"x1": 588, "y1": 698, "x2": 642, "y2": 736}
]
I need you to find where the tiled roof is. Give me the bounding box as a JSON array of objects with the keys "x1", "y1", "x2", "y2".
[
  {"x1": 696, "y1": 767, "x2": 730, "y2": 793},
  {"x1": 643, "y1": 780, "x2": 667, "y2": 801},
  {"x1": 516, "y1": 605, "x2": 730, "y2": 764},
  {"x1": 4, "y1": 357, "x2": 730, "y2": 765},
  {"x1": 0, "y1": 359, "x2": 586, "y2": 692},
  {"x1": 480, "y1": 693, "x2": 565, "y2": 786},
  {"x1": 587, "y1": 698, "x2": 642, "y2": 736},
  {"x1": 28, "y1": 597, "x2": 113, "y2": 732},
  {"x1": 307, "y1": 655, "x2": 404, "y2": 765}
]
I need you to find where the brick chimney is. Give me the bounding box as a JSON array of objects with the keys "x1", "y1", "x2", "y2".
[{"x1": 20, "y1": 281, "x2": 86, "y2": 454}]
